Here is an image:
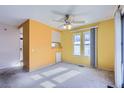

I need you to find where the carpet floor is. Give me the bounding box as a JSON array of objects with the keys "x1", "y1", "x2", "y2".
[{"x1": 0, "y1": 62, "x2": 114, "y2": 88}]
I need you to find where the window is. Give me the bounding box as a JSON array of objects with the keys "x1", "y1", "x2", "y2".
[
  {"x1": 73, "y1": 34, "x2": 81, "y2": 56},
  {"x1": 83, "y1": 32, "x2": 90, "y2": 56}
]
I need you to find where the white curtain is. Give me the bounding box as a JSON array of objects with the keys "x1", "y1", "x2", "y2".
[{"x1": 115, "y1": 9, "x2": 123, "y2": 88}]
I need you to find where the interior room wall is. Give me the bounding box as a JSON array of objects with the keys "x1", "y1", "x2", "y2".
[
  {"x1": 98, "y1": 19, "x2": 115, "y2": 71},
  {"x1": 0, "y1": 24, "x2": 20, "y2": 68},
  {"x1": 22, "y1": 20, "x2": 30, "y2": 70},
  {"x1": 61, "y1": 30, "x2": 91, "y2": 66},
  {"x1": 22, "y1": 19, "x2": 61, "y2": 71},
  {"x1": 61, "y1": 19, "x2": 115, "y2": 71}
]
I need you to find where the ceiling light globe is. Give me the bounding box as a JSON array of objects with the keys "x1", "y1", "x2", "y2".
[
  {"x1": 63, "y1": 25, "x2": 66, "y2": 29},
  {"x1": 68, "y1": 25, "x2": 71, "y2": 30}
]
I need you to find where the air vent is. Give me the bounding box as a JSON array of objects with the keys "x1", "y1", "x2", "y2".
[{"x1": 78, "y1": 65, "x2": 84, "y2": 67}]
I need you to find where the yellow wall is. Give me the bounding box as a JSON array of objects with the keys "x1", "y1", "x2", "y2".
[
  {"x1": 23, "y1": 20, "x2": 30, "y2": 70},
  {"x1": 61, "y1": 31, "x2": 90, "y2": 66},
  {"x1": 22, "y1": 18, "x2": 114, "y2": 71},
  {"x1": 22, "y1": 19, "x2": 61, "y2": 71},
  {"x1": 97, "y1": 19, "x2": 115, "y2": 71},
  {"x1": 61, "y1": 19, "x2": 115, "y2": 71}
]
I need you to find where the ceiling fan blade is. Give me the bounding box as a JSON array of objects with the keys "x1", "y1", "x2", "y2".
[
  {"x1": 52, "y1": 16, "x2": 65, "y2": 23},
  {"x1": 53, "y1": 20, "x2": 64, "y2": 23},
  {"x1": 52, "y1": 6, "x2": 76, "y2": 16},
  {"x1": 71, "y1": 20, "x2": 85, "y2": 24},
  {"x1": 67, "y1": 6, "x2": 75, "y2": 15},
  {"x1": 58, "y1": 24, "x2": 64, "y2": 28},
  {"x1": 67, "y1": 6, "x2": 88, "y2": 17},
  {"x1": 52, "y1": 10, "x2": 66, "y2": 16}
]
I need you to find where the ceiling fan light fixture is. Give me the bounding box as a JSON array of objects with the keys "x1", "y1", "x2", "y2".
[
  {"x1": 63, "y1": 25, "x2": 66, "y2": 29},
  {"x1": 67, "y1": 24, "x2": 72, "y2": 30},
  {"x1": 63, "y1": 24, "x2": 72, "y2": 30}
]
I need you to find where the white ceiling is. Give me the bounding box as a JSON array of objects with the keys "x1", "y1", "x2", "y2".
[{"x1": 0, "y1": 5, "x2": 116, "y2": 30}]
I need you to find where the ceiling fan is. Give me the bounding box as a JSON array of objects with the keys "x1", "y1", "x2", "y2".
[{"x1": 52, "y1": 7, "x2": 85, "y2": 30}]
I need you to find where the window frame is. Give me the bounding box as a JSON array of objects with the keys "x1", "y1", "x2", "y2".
[
  {"x1": 83, "y1": 31, "x2": 90, "y2": 57},
  {"x1": 73, "y1": 33, "x2": 81, "y2": 56}
]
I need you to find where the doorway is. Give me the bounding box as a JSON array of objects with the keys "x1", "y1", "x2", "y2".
[{"x1": 19, "y1": 27, "x2": 23, "y2": 67}]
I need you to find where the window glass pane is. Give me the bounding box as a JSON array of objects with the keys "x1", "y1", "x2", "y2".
[
  {"x1": 84, "y1": 41, "x2": 90, "y2": 44},
  {"x1": 74, "y1": 45, "x2": 80, "y2": 55},
  {"x1": 73, "y1": 34, "x2": 81, "y2": 56},
  {"x1": 83, "y1": 31, "x2": 90, "y2": 57},
  {"x1": 84, "y1": 32, "x2": 90, "y2": 44},
  {"x1": 74, "y1": 34, "x2": 80, "y2": 44},
  {"x1": 84, "y1": 32, "x2": 90, "y2": 41},
  {"x1": 84, "y1": 45, "x2": 90, "y2": 56}
]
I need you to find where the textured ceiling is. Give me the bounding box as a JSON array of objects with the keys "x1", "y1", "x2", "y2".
[{"x1": 0, "y1": 5, "x2": 116, "y2": 30}]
